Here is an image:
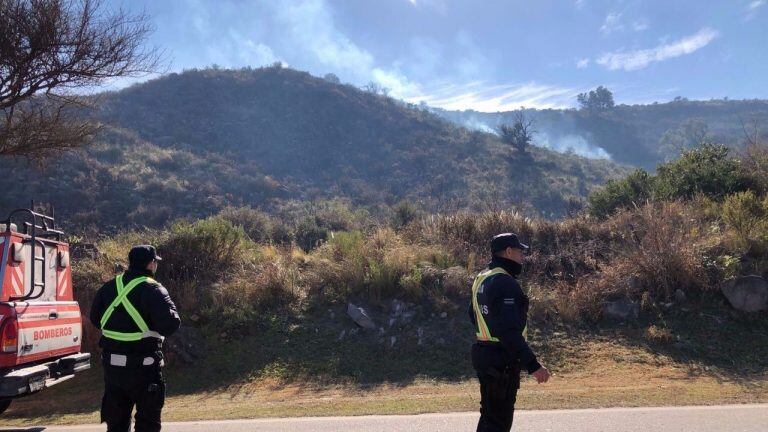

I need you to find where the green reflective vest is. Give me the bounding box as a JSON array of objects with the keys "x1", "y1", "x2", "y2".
[
  {"x1": 100, "y1": 274, "x2": 163, "y2": 342},
  {"x1": 471, "y1": 267, "x2": 527, "y2": 342}
]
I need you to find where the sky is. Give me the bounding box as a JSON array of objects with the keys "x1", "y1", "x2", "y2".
[{"x1": 107, "y1": 0, "x2": 768, "y2": 111}]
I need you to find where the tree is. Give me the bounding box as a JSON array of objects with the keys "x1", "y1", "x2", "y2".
[
  {"x1": 0, "y1": 0, "x2": 160, "y2": 158},
  {"x1": 323, "y1": 73, "x2": 340, "y2": 84},
  {"x1": 362, "y1": 81, "x2": 389, "y2": 96},
  {"x1": 659, "y1": 118, "x2": 711, "y2": 159},
  {"x1": 577, "y1": 86, "x2": 615, "y2": 112},
  {"x1": 497, "y1": 112, "x2": 534, "y2": 154}
]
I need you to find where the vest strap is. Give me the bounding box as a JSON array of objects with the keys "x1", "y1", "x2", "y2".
[{"x1": 100, "y1": 274, "x2": 161, "y2": 342}]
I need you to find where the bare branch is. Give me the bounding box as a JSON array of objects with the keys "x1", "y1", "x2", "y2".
[{"x1": 0, "y1": 0, "x2": 160, "y2": 158}]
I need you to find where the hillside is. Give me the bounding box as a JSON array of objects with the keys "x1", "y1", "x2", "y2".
[
  {"x1": 437, "y1": 99, "x2": 768, "y2": 168},
  {"x1": 0, "y1": 67, "x2": 624, "y2": 228}
]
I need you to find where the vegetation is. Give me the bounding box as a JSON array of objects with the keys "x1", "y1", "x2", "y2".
[
  {"x1": 0, "y1": 66, "x2": 625, "y2": 226},
  {"x1": 436, "y1": 98, "x2": 768, "y2": 168},
  {"x1": 588, "y1": 144, "x2": 764, "y2": 218},
  {"x1": 577, "y1": 86, "x2": 615, "y2": 112},
  {"x1": 64, "y1": 141, "x2": 768, "y2": 367},
  {"x1": 497, "y1": 112, "x2": 534, "y2": 154},
  {"x1": 0, "y1": 0, "x2": 159, "y2": 158}
]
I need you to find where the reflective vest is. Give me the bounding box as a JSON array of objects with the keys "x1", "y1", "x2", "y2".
[
  {"x1": 100, "y1": 274, "x2": 163, "y2": 342},
  {"x1": 471, "y1": 267, "x2": 527, "y2": 342}
]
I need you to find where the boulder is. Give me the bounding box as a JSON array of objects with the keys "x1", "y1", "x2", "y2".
[
  {"x1": 347, "y1": 302, "x2": 376, "y2": 330},
  {"x1": 674, "y1": 289, "x2": 687, "y2": 303},
  {"x1": 164, "y1": 325, "x2": 205, "y2": 365},
  {"x1": 70, "y1": 242, "x2": 101, "y2": 261},
  {"x1": 603, "y1": 297, "x2": 639, "y2": 321},
  {"x1": 722, "y1": 275, "x2": 768, "y2": 312}
]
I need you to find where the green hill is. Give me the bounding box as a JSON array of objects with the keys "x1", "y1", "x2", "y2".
[
  {"x1": 0, "y1": 66, "x2": 625, "y2": 228},
  {"x1": 436, "y1": 99, "x2": 768, "y2": 168}
]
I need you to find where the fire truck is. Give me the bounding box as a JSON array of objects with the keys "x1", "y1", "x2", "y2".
[{"x1": 0, "y1": 207, "x2": 90, "y2": 415}]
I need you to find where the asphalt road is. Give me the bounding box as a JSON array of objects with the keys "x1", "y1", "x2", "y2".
[{"x1": 3, "y1": 404, "x2": 767, "y2": 432}]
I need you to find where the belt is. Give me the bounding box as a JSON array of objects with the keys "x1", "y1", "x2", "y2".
[
  {"x1": 102, "y1": 352, "x2": 165, "y2": 368},
  {"x1": 475, "y1": 340, "x2": 503, "y2": 346}
]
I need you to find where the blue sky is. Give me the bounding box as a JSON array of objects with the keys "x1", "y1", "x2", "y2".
[{"x1": 109, "y1": 0, "x2": 768, "y2": 111}]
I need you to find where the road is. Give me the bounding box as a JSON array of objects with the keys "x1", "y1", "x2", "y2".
[{"x1": 3, "y1": 404, "x2": 767, "y2": 432}]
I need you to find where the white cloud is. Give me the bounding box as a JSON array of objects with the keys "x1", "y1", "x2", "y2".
[
  {"x1": 745, "y1": 0, "x2": 766, "y2": 20},
  {"x1": 576, "y1": 58, "x2": 590, "y2": 69},
  {"x1": 632, "y1": 20, "x2": 649, "y2": 32},
  {"x1": 601, "y1": 12, "x2": 649, "y2": 34},
  {"x1": 596, "y1": 27, "x2": 719, "y2": 71},
  {"x1": 600, "y1": 12, "x2": 624, "y2": 34},
  {"x1": 575, "y1": 0, "x2": 585, "y2": 10}
]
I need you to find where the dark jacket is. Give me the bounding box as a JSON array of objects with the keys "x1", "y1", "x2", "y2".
[
  {"x1": 90, "y1": 267, "x2": 181, "y2": 355},
  {"x1": 469, "y1": 256, "x2": 541, "y2": 374}
]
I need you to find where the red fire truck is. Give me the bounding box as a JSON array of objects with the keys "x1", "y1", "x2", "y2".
[{"x1": 0, "y1": 208, "x2": 90, "y2": 415}]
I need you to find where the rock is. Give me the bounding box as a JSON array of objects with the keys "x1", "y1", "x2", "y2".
[
  {"x1": 390, "y1": 336, "x2": 397, "y2": 347},
  {"x1": 189, "y1": 314, "x2": 200, "y2": 323},
  {"x1": 627, "y1": 275, "x2": 641, "y2": 291},
  {"x1": 722, "y1": 275, "x2": 768, "y2": 312},
  {"x1": 440, "y1": 312, "x2": 448, "y2": 319},
  {"x1": 603, "y1": 297, "x2": 640, "y2": 321},
  {"x1": 442, "y1": 266, "x2": 471, "y2": 295},
  {"x1": 70, "y1": 242, "x2": 100, "y2": 261},
  {"x1": 347, "y1": 302, "x2": 376, "y2": 329},
  {"x1": 165, "y1": 326, "x2": 205, "y2": 365},
  {"x1": 674, "y1": 289, "x2": 687, "y2": 303},
  {"x1": 338, "y1": 330, "x2": 346, "y2": 341}
]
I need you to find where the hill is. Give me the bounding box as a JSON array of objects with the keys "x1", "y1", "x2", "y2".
[
  {"x1": 0, "y1": 66, "x2": 625, "y2": 229},
  {"x1": 436, "y1": 99, "x2": 768, "y2": 168}
]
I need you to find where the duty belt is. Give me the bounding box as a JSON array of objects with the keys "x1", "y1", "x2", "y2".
[{"x1": 102, "y1": 352, "x2": 165, "y2": 368}]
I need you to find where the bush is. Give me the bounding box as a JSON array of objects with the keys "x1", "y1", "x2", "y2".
[
  {"x1": 588, "y1": 169, "x2": 653, "y2": 219},
  {"x1": 391, "y1": 200, "x2": 422, "y2": 228},
  {"x1": 295, "y1": 217, "x2": 328, "y2": 251},
  {"x1": 156, "y1": 217, "x2": 249, "y2": 314},
  {"x1": 722, "y1": 191, "x2": 766, "y2": 239},
  {"x1": 654, "y1": 144, "x2": 747, "y2": 200},
  {"x1": 219, "y1": 206, "x2": 274, "y2": 243}
]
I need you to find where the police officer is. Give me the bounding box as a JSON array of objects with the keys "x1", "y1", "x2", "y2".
[
  {"x1": 90, "y1": 245, "x2": 181, "y2": 432},
  {"x1": 469, "y1": 233, "x2": 550, "y2": 432}
]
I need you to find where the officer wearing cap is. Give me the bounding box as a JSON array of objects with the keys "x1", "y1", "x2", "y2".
[
  {"x1": 90, "y1": 245, "x2": 181, "y2": 432},
  {"x1": 469, "y1": 233, "x2": 551, "y2": 432}
]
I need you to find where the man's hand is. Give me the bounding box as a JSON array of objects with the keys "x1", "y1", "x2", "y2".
[{"x1": 531, "y1": 366, "x2": 551, "y2": 384}]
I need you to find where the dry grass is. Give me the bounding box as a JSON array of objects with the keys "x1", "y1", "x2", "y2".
[{"x1": 4, "y1": 337, "x2": 767, "y2": 427}]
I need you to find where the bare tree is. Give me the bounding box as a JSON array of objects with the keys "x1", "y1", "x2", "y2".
[
  {"x1": 497, "y1": 111, "x2": 535, "y2": 154},
  {"x1": 0, "y1": 0, "x2": 161, "y2": 158}
]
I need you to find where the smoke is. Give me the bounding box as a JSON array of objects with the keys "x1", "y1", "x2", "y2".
[
  {"x1": 449, "y1": 115, "x2": 611, "y2": 160},
  {"x1": 535, "y1": 132, "x2": 611, "y2": 160}
]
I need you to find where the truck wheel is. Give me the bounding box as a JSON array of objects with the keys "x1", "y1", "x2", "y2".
[{"x1": 0, "y1": 399, "x2": 10, "y2": 415}]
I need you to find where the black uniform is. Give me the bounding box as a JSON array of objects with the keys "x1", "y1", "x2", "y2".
[
  {"x1": 90, "y1": 267, "x2": 181, "y2": 432},
  {"x1": 469, "y1": 256, "x2": 541, "y2": 432}
]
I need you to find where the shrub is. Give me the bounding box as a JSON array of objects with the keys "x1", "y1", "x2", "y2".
[
  {"x1": 644, "y1": 325, "x2": 674, "y2": 345},
  {"x1": 295, "y1": 217, "x2": 328, "y2": 251},
  {"x1": 391, "y1": 200, "x2": 422, "y2": 228},
  {"x1": 722, "y1": 191, "x2": 766, "y2": 240},
  {"x1": 654, "y1": 144, "x2": 747, "y2": 200},
  {"x1": 156, "y1": 217, "x2": 249, "y2": 315},
  {"x1": 219, "y1": 206, "x2": 274, "y2": 243},
  {"x1": 588, "y1": 169, "x2": 653, "y2": 219}
]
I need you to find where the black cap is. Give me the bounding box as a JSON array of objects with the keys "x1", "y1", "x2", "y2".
[
  {"x1": 128, "y1": 245, "x2": 162, "y2": 267},
  {"x1": 490, "y1": 233, "x2": 530, "y2": 253}
]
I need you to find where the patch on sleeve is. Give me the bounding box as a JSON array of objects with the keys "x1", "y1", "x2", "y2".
[{"x1": 503, "y1": 298, "x2": 516, "y2": 305}]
